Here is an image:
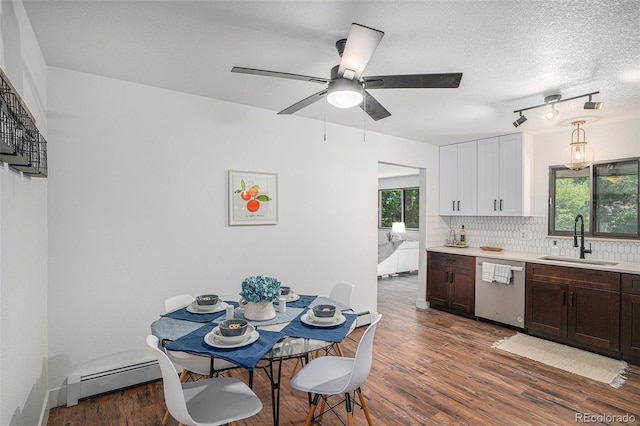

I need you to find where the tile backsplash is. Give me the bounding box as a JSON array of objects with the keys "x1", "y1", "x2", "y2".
[{"x1": 428, "y1": 215, "x2": 640, "y2": 264}]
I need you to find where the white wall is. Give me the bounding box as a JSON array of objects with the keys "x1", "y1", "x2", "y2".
[
  {"x1": 0, "y1": 1, "x2": 49, "y2": 425},
  {"x1": 45, "y1": 67, "x2": 438, "y2": 397}
]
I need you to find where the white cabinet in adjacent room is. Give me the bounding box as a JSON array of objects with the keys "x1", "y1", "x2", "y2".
[
  {"x1": 439, "y1": 140, "x2": 477, "y2": 216},
  {"x1": 477, "y1": 133, "x2": 530, "y2": 216}
]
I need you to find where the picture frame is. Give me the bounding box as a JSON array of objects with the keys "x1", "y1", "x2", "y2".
[{"x1": 228, "y1": 170, "x2": 279, "y2": 225}]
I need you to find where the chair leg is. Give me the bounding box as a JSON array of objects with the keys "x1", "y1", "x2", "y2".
[
  {"x1": 304, "y1": 393, "x2": 321, "y2": 426},
  {"x1": 345, "y1": 392, "x2": 354, "y2": 426},
  {"x1": 357, "y1": 388, "x2": 373, "y2": 426},
  {"x1": 317, "y1": 396, "x2": 327, "y2": 421},
  {"x1": 290, "y1": 358, "x2": 302, "y2": 377},
  {"x1": 335, "y1": 342, "x2": 345, "y2": 357},
  {"x1": 162, "y1": 369, "x2": 189, "y2": 425}
]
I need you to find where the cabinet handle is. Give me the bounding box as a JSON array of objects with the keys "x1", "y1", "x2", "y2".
[
  {"x1": 445, "y1": 271, "x2": 449, "y2": 282},
  {"x1": 452, "y1": 201, "x2": 455, "y2": 211},
  {"x1": 457, "y1": 200, "x2": 460, "y2": 211},
  {"x1": 500, "y1": 199, "x2": 503, "y2": 211},
  {"x1": 450, "y1": 272, "x2": 455, "y2": 283},
  {"x1": 562, "y1": 290, "x2": 566, "y2": 305},
  {"x1": 570, "y1": 291, "x2": 575, "y2": 307},
  {"x1": 493, "y1": 199, "x2": 497, "y2": 211}
]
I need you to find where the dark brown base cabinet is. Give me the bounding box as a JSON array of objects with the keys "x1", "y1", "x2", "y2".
[
  {"x1": 427, "y1": 251, "x2": 475, "y2": 317},
  {"x1": 621, "y1": 274, "x2": 640, "y2": 364},
  {"x1": 526, "y1": 263, "x2": 620, "y2": 358}
]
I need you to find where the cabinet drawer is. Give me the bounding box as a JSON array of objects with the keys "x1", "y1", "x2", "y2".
[
  {"x1": 622, "y1": 273, "x2": 640, "y2": 295},
  {"x1": 527, "y1": 263, "x2": 620, "y2": 291},
  {"x1": 428, "y1": 251, "x2": 475, "y2": 269}
]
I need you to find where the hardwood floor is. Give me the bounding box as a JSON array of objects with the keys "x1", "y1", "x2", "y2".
[{"x1": 48, "y1": 273, "x2": 640, "y2": 425}]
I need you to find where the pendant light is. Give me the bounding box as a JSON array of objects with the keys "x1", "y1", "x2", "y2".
[{"x1": 563, "y1": 120, "x2": 595, "y2": 171}]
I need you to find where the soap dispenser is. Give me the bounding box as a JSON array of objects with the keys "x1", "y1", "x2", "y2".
[{"x1": 551, "y1": 240, "x2": 560, "y2": 256}]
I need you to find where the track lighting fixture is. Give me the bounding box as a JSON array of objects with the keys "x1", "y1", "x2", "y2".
[
  {"x1": 513, "y1": 112, "x2": 527, "y2": 128},
  {"x1": 584, "y1": 94, "x2": 603, "y2": 110},
  {"x1": 512, "y1": 91, "x2": 602, "y2": 126}
]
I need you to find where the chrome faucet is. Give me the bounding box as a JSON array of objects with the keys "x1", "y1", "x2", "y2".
[{"x1": 573, "y1": 214, "x2": 592, "y2": 259}]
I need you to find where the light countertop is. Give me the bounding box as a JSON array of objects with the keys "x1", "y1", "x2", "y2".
[{"x1": 427, "y1": 246, "x2": 640, "y2": 274}]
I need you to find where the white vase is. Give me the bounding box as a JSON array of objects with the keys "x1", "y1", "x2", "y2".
[{"x1": 239, "y1": 299, "x2": 276, "y2": 321}]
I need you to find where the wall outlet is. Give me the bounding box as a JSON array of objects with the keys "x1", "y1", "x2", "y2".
[{"x1": 520, "y1": 229, "x2": 532, "y2": 240}]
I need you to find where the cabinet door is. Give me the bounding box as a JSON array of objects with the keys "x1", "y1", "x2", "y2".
[
  {"x1": 621, "y1": 292, "x2": 640, "y2": 363},
  {"x1": 476, "y1": 137, "x2": 500, "y2": 215},
  {"x1": 449, "y1": 267, "x2": 475, "y2": 314},
  {"x1": 498, "y1": 133, "x2": 523, "y2": 216},
  {"x1": 568, "y1": 286, "x2": 620, "y2": 351},
  {"x1": 439, "y1": 144, "x2": 459, "y2": 215},
  {"x1": 526, "y1": 279, "x2": 567, "y2": 338},
  {"x1": 456, "y1": 141, "x2": 477, "y2": 215},
  {"x1": 427, "y1": 262, "x2": 449, "y2": 307}
]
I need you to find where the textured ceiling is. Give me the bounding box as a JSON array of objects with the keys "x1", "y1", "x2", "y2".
[{"x1": 22, "y1": 0, "x2": 640, "y2": 145}]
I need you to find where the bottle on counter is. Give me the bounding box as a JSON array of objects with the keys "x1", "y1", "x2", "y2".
[
  {"x1": 460, "y1": 225, "x2": 467, "y2": 246},
  {"x1": 551, "y1": 240, "x2": 560, "y2": 256}
]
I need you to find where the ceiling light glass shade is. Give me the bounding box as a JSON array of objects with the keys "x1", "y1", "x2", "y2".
[
  {"x1": 563, "y1": 120, "x2": 595, "y2": 171},
  {"x1": 513, "y1": 114, "x2": 527, "y2": 127},
  {"x1": 327, "y1": 78, "x2": 363, "y2": 108}
]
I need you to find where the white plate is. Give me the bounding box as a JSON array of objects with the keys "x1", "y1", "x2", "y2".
[
  {"x1": 307, "y1": 311, "x2": 339, "y2": 324},
  {"x1": 186, "y1": 301, "x2": 228, "y2": 314},
  {"x1": 301, "y1": 313, "x2": 346, "y2": 327},
  {"x1": 204, "y1": 329, "x2": 259, "y2": 348},
  {"x1": 283, "y1": 292, "x2": 300, "y2": 302},
  {"x1": 210, "y1": 324, "x2": 256, "y2": 344}
]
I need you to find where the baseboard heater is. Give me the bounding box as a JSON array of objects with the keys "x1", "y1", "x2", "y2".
[{"x1": 67, "y1": 360, "x2": 161, "y2": 406}]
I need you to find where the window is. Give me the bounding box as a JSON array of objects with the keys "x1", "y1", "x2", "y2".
[
  {"x1": 549, "y1": 158, "x2": 639, "y2": 239},
  {"x1": 379, "y1": 187, "x2": 419, "y2": 229}
]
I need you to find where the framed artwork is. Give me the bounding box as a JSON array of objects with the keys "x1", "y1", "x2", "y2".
[{"x1": 228, "y1": 170, "x2": 279, "y2": 225}]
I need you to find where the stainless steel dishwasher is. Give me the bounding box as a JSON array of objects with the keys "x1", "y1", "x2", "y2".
[{"x1": 475, "y1": 257, "x2": 526, "y2": 329}]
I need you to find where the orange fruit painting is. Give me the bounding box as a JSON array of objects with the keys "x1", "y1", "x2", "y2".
[{"x1": 234, "y1": 178, "x2": 272, "y2": 213}]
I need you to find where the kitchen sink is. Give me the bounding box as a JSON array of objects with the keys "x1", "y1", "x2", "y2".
[{"x1": 538, "y1": 256, "x2": 619, "y2": 266}]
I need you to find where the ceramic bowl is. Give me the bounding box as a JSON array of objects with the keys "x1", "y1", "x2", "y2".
[
  {"x1": 213, "y1": 324, "x2": 254, "y2": 344},
  {"x1": 219, "y1": 319, "x2": 249, "y2": 337},
  {"x1": 196, "y1": 294, "x2": 219, "y2": 306},
  {"x1": 280, "y1": 286, "x2": 291, "y2": 296},
  {"x1": 312, "y1": 304, "x2": 337, "y2": 318}
]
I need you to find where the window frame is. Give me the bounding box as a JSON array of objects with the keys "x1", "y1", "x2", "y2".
[
  {"x1": 548, "y1": 157, "x2": 639, "y2": 239},
  {"x1": 378, "y1": 186, "x2": 420, "y2": 230}
]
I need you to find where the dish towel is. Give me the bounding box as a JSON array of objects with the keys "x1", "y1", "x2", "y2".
[
  {"x1": 482, "y1": 262, "x2": 496, "y2": 282},
  {"x1": 494, "y1": 264, "x2": 512, "y2": 284}
]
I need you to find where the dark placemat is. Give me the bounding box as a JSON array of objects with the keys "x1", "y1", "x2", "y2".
[{"x1": 161, "y1": 301, "x2": 239, "y2": 323}]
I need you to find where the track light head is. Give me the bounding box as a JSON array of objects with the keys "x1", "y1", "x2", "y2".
[
  {"x1": 584, "y1": 95, "x2": 603, "y2": 110},
  {"x1": 513, "y1": 113, "x2": 527, "y2": 127}
]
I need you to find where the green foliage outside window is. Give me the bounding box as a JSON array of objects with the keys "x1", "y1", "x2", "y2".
[{"x1": 379, "y1": 188, "x2": 420, "y2": 229}]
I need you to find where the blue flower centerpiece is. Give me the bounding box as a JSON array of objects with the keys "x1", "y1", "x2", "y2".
[{"x1": 239, "y1": 275, "x2": 281, "y2": 303}]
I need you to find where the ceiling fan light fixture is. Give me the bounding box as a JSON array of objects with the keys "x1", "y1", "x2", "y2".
[{"x1": 327, "y1": 78, "x2": 363, "y2": 108}]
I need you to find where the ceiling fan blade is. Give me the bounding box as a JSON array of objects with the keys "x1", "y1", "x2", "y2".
[
  {"x1": 337, "y1": 23, "x2": 384, "y2": 80},
  {"x1": 231, "y1": 67, "x2": 328, "y2": 84},
  {"x1": 278, "y1": 89, "x2": 328, "y2": 115},
  {"x1": 360, "y1": 90, "x2": 391, "y2": 121},
  {"x1": 363, "y1": 73, "x2": 463, "y2": 89}
]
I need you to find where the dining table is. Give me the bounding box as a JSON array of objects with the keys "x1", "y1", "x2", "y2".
[{"x1": 150, "y1": 293, "x2": 357, "y2": 426}]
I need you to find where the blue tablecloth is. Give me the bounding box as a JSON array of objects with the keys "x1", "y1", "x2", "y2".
[
  {"x1": 286, "y1": 294, "x2": 317, "y2": 308},
  {"x1": 162, "y1": 301, "x2": 239, "y2": 323},
  {"x1": 281, "y1": 311, "x2": 357, "y2": 343},
  {"x1": 165, "y1": 322, "x2": 285, "y2": 370}
]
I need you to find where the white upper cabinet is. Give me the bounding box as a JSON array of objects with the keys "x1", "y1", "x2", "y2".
[
  {"x1": 477, "y1": 133, "x2": 529, "y2": 216},
  {"x1": 439, "y1": 140, "x2": 477, "y2": 216}
]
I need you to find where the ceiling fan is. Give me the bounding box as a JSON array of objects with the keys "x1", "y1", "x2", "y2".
[{"x1": 231, "y1": 23, "x2": 463, "y2": 121}]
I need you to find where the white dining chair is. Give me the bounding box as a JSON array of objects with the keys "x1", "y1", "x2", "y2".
[
  {"x1": 290, "y1": 313, "x2": 382, "y2": 426},
  {"x1": 147, "y1": 335, "x2": 262, "y2": 426},
  {"x1": 329, "y1": 281, "x2": 355, "y2": 308},
  {"x1": 162, "y1": 294, "x2": 241, "y2": 425}
]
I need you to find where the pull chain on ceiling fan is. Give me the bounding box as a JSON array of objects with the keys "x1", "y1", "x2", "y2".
[{"x1": 231, "y1": 23, "x2": 463, "y2": 121}]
